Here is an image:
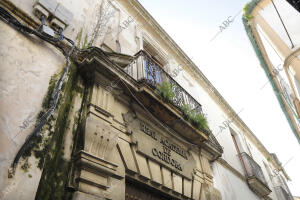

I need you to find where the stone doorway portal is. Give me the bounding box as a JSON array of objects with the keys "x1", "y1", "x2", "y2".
[{"x1": 125, "y1": 179, "x2": 180, "y2": 200}]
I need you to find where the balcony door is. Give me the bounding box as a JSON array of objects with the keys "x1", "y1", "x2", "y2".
[{"x1": 143, "y1": 38, "x2": 167, "y2": 86}]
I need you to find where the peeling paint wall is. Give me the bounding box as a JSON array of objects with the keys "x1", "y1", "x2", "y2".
[{"x1": 0, "y1": 20, "x2": 65, "y2": 200}]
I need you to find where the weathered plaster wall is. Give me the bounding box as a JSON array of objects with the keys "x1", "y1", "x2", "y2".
[
  {"x1": 244, "y1": 137, "x2": 280, "y2": 200},
  {"x1": 0, "y1": 20, "x2": 66, "y2": 199},
  {"x1": 212, "y1": 162, "x2": 260, "y2": 200},
  {"x1": 0, "y1": 0, "x2": 288, "y2": 199},
  {"x1": 174, "y1": 70, "x2": 246, "y2": 174}
]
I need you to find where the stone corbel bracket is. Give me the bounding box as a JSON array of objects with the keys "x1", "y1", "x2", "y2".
[{"x1": 72, "y1": 116, "x2": 123, "y2": 198}]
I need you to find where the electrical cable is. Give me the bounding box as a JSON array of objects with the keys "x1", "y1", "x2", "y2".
[
  {"x1": 0, "y1": 7, "x2": 67, "y2": 55},
  {"x1": 0, "y1": 6, "x2": 75, "y2": 173},
  {"x1": 0, "y1": 5, "x2": 219, "y2": 172},
  {"x1": 271, "y1": 0, "x2": 295, "y2": 48}
]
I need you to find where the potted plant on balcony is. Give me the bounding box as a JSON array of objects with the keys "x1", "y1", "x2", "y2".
[
  {"x1": 156, "y1": 81, "x2": 175, "y2": 102},
  {"x1": 156, "y1": 82, "x2": 209, "y2": 135},
  {"x1": 181, "y1": 104, "x2": 209, "y2": 133}
]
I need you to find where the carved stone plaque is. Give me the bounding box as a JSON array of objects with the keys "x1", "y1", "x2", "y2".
[{"x1": 129, "y1": 118, "x2": 196, "y2": 179}]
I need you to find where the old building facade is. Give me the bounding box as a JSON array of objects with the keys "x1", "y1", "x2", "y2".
[
  {"x1": 0, "y1": 0, "x2": 294, "y2": 199},
  {"x1": 243, "y1": 0, "x2": 300, "y2": 144}
]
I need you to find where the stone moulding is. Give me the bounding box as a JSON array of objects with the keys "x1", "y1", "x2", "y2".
[
  {"x1": 72, "y1": 151, "x2": 124, "y2": 199},
  {"x1": 70, "y1": 114, "x2": 124, "y2": 197},
  {"x1": 72, "y1": 150, "x2": 123, "y2": 199},
  {"x1": 74, "y1": 150, "x2": 122, "y2": 180},
  {"x1": 137, "y1": 83, "x2": 209, "y2": 141},
  {"x1": 76, "y1": 47, "x2": 223, "y2": 160}
]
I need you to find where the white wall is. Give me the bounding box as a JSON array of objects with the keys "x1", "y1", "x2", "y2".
[
  {"x1": 0, "y1": 0, "x2": 105, "y2": 199},
  {"x1": 212, "y1": 162, "x2": 260, "y2": 200},
  {"x1": 260, "y1": 0, "x2": 300, "y2": 50},
  {"x1": 0, "y1": 0, "x2": 288, "y2": 199}
]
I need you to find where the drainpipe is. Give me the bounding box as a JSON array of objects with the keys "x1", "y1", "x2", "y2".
[{"x1": 231, "y1": 132, "x2": 248, "y2": 177}]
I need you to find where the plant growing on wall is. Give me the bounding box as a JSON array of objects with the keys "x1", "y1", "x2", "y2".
[
  {"x1": 191, "y1": 113, "x2": 208, "y2": 130},
  {"x1": 243, "y1": 3, "x2": 254, "y2": 21},
  {"x1": 89, "y1": 0, "x2": 116, "y2": 46},
  {"x1": 156, "y1": 83, "x2": 209, "y2": 133},
  {"x1": 181, "y1": 104, "x2": 193, "y2": 121},
  {"x1": 156, "y1": 81, "x2": 175, "y2": 102},
  {"x1": 181, "y1": 104, "x2": 209, "y2": 132}
]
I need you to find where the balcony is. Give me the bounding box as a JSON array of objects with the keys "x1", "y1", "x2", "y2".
[
  {"x1": 76, "y1": 47, "x2": 223, "y2": 158},
  {"x1": 240, "y1": 152, "x2": 271, "y2": 197},
  {"x1": 275, "y1": 186, "x2": 293, "y2": 200},
  {"x1": 125, "y1": 50, "x2": 203, "y2": 116},
  {"x1": 124, "y1": 50, "x2": 209, "y2": 135}
]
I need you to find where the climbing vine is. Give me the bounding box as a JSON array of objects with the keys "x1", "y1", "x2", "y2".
[{"x1": 34, "y1": 62, "x2": 83, "y2": 200}]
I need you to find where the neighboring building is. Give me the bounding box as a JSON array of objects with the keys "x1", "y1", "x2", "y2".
[
  {"x1": 243, "y1": 0, "x2": 300, "y2": 144},
  {"x1": 0, "y1": 0, "x2": 294, "y2": 200},
  {"x1": 294, "y1": 196, "x2": 300, "y2": 200}
]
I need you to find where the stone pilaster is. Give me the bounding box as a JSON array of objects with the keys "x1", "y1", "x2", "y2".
[
  {"x1": 199, "y1": 150, "x2": 222, "y2": 200},
  {"x1": 71, "y1": 78, "x2": 125, "y2": 199}
]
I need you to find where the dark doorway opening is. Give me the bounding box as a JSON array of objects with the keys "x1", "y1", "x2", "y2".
[{"x1": 125, "y1": 179, "x2": 180, "y2": 200}]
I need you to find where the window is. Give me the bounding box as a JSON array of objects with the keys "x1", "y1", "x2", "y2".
[
  {"x1": 142, "y1": 35, "x2": 168, "y2": 85},
  {"x1": 143, "y1": 39, "x2": 167, "y2": 67}
]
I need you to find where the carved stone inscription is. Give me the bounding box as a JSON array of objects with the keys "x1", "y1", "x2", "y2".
[
  {"x1": 140, "y1": 122, "x2": 184, "y2": 171},
  {"x1": 134, "y1": 121, "x2": 196, "y2": 179}
]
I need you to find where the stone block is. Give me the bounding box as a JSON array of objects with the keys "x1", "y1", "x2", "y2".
[
  {"x1": 172, "y1": 173, "x2": 182, "y2": 194},
  {"x1": 183, "y1": 178, "x2": 192, "y2": 198},
  {"x1": 192, "y1": 179, "x2": 202, "y2": 200},
  {"x1": 201, "y1": 156, "x2": 213, "y2": 179},
  {"x1": 161, "y1": 167, "x2": 173, "y2": 190},
  {"x1": 84, "y1": 116, "x2": 119, "y2": 160},
  {"x1": 135, "y1": 152, "x2": 151, "y2": 179},
  {"x1": 79, "y1": 170, "x2": 108, "y2": 189},
  {"x1": 117, "y1": 139, "x2": 137, "y2": 173},
  {"x1": 72, "y1": 191, "x2": 106, "y2": 200},
  {"x1": 148, "y1": 159, "x2": 162, "y2": 185}
]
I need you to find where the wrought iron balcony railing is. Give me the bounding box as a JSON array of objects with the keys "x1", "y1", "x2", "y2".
[
  {"x1": 124, "y1": 50, "x2": 203, "y2": 115},
  {"x1": 240, "y1": 152, "x2": 268, "y2": 186},
  {"x1": 124, "y1": 50, "x2": 224, "y2": 156}
]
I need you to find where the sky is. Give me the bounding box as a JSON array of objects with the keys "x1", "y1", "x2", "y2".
[{"x1": 139, "y1": 0, "x2": 300, "y2": 196}]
